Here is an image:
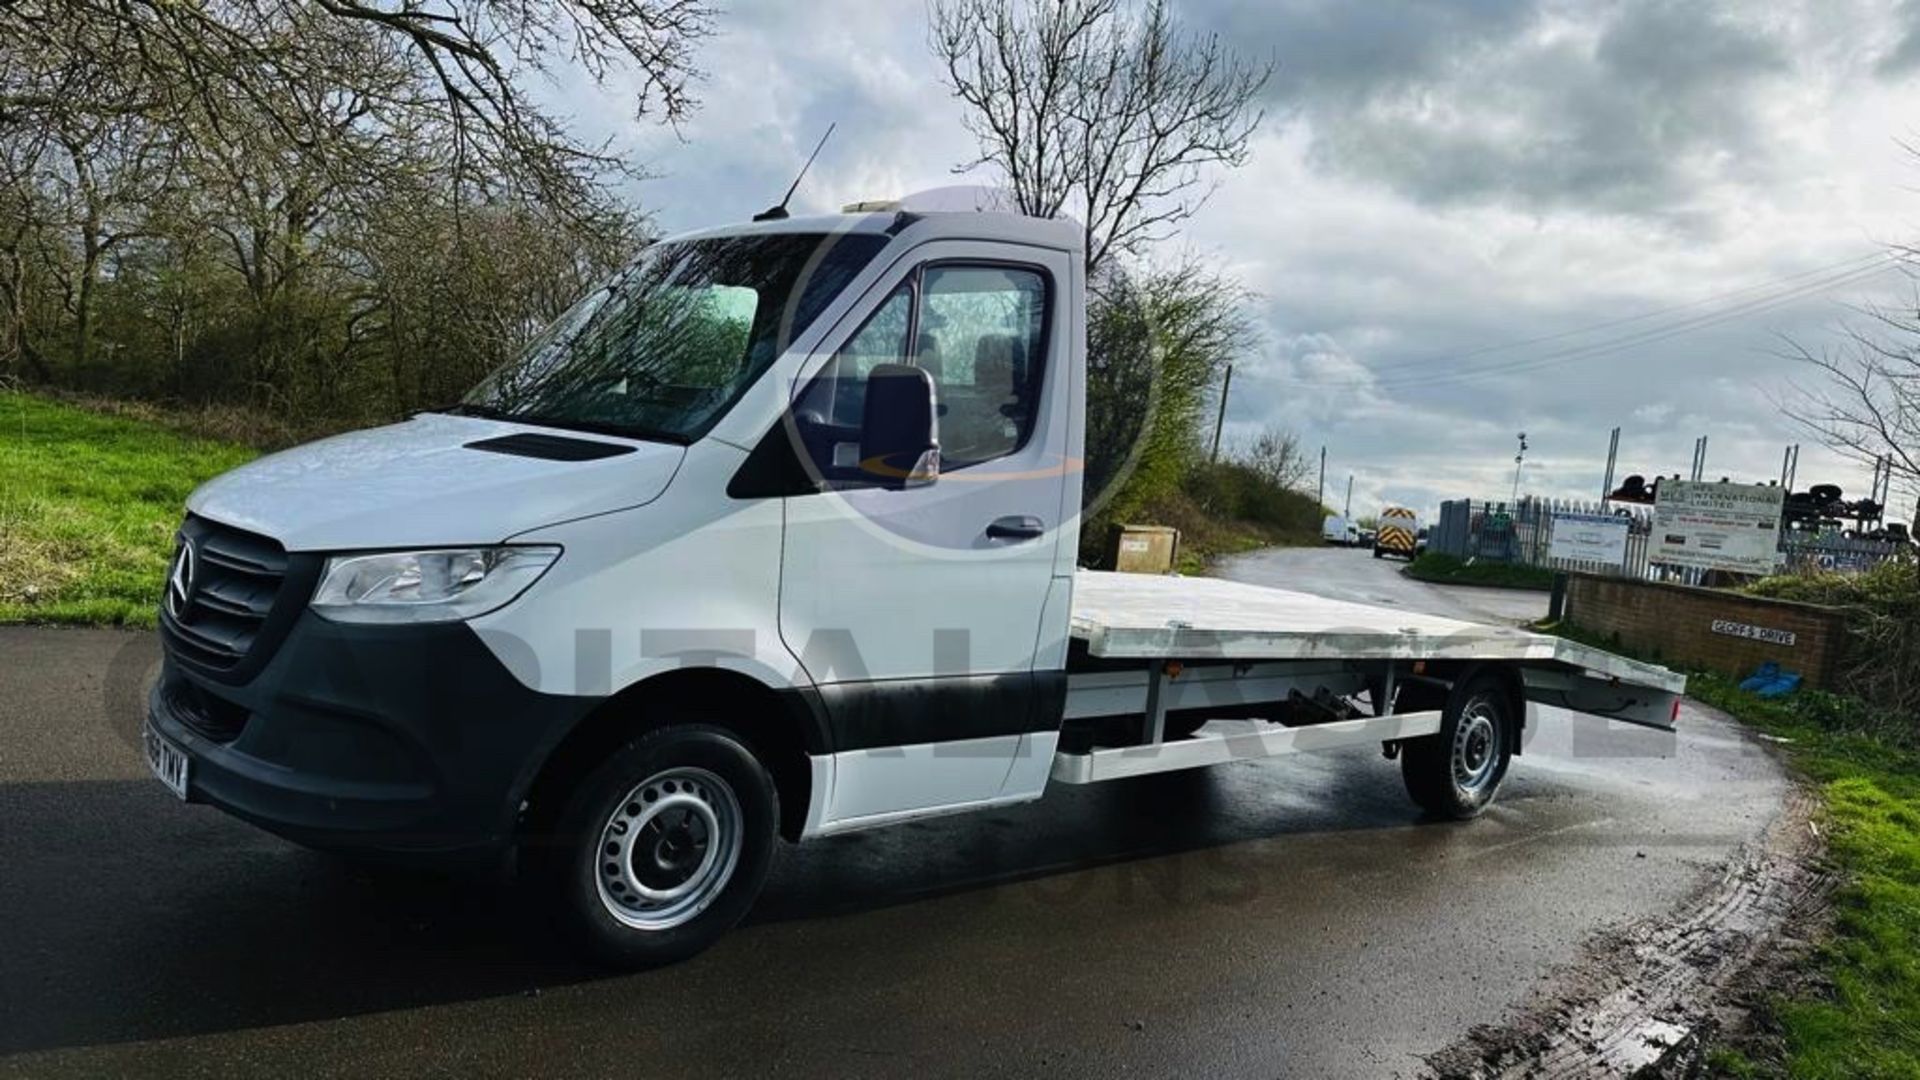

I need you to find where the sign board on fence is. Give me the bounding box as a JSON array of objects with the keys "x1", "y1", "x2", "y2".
[
  {"x1": 1548, "y1": 512, "x2": 1630, "y2": 567},
  {"x1": 1651, "y1": 480, "x2": 1785, "y2": 575}
]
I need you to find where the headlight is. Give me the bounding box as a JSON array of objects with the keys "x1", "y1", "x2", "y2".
[{"x1": 311, "y1": 546, "x2": 560, "y2": 624}]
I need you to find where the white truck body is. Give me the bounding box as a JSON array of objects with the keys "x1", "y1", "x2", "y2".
[{"x1": 145, "y1": 204, "x2": 1682, "y2": 964}]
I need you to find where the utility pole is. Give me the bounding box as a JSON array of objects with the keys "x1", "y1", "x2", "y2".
[
  {"x1": 1344, "y1": 475, "x2": 1353, "y2": 519},
  {"x1": 1689, "y1": 435, "x2": 1709, "y2": 482},
  {"x1": 1601, "y1": 426, "x2": 1620, "y2": 505},
  {"x1": 1510, "y1": 432, "x2": 1529, "y2": 505},
  {"x1": 1209, "y1": 363, "x2": 1232, "y2": 463},
  {"x1": 1317, "y1": 445, "x2": 1327, "y2": 510}
]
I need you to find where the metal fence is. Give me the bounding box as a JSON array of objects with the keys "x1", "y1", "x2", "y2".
[
  {"x1": 1432, "y1": 497, "x2": 1910, "y2": 580},
  {"x1": 1779, "y1": 531, "x2": 1910, "y2": 574},
  {"x1": 1434, "y1": 498, "x2": 1652, "y2": 577}
]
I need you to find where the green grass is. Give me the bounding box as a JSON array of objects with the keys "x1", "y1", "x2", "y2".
[
  {"x1": 1547, "y1": 619, "x2": 1920, "y2": 1078},
  {"x1": 1404, "y1": 551, "x2": 1555, "y2": 591},
  {"x1": 1175, "y1": 526, "x2": 1295, "y2": 576},
  {"x1": 0, "y1": 392, "x2": 258, "y2": 626}
]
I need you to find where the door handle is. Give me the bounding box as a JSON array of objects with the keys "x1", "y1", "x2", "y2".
[{"x1": 986, "y1": 515, "x2": 1046, "y2": 541}]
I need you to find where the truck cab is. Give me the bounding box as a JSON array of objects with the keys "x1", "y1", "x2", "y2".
[{"x1": 148, "y1": 208, "x2": 1087, "y2": 962}]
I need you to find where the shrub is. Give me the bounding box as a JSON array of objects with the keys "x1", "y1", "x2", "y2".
[
  {"x1": 1746, "y1": 560, "x2": 1920, "y2": 721},
  {"x1": 1185, "y1": 459, "x2": 1324, "y2": 534}
]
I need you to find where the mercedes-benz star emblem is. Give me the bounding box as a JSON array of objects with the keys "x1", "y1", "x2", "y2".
[{"x1": 166, "y1": 538, "x2": 196, "y2": 620}]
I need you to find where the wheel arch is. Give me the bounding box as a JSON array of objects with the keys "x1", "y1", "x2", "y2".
[
  {"x1": 1396, "y1": 662, "x2": 1528, "y2": 756},
  {"x1": 520, "y1": 667, "x2": 827, "y2": 845}
]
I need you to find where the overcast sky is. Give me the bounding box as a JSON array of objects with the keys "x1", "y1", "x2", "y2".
[{"x1": 554, "y1": 0, "x2": 1920, "y2": 523}]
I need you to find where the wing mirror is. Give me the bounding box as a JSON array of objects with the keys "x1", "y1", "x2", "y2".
[{"x1": 859, "y1": 363, "x2": 940, "y2": 489}]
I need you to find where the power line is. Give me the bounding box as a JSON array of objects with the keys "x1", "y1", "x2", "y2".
[
  {"x1": 1356, "y1": 249, "x2": 1892, "y2": 377},
  {"x1": 1260, "y1": 254, "x2": 1902, "y2": 392},
  {"x1": 1360, "y1": 257, "x2": 1898, "y2": 392},
  {"x1": 1361, "y1": 257, "x2": 1901, "y2": 391}
]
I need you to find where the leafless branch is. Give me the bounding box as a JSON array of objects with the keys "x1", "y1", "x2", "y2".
[{"x1": 932, "y1": 0, "x2": 1270, "y2": 273}]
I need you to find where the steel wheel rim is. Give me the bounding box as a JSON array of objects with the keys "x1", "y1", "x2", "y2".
[
  {"x1": 1452, "y1": 701, "x2": 1501, "y2": 794},
  {"x1": 594, "y1": 766, "x2": 743, "y2": 931}
]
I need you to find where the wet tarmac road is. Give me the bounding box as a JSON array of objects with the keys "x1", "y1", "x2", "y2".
[
  {"x1": 1217, "y1": 545, "x2": 1549, "y2": 627},
  {"x1": 0, "y1": 554, "x2": 1787, "y2": 1078}
]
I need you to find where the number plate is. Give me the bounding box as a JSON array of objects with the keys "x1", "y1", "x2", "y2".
[{"x1": 143, "y1": 721, "x2": 190, "y2": 800}]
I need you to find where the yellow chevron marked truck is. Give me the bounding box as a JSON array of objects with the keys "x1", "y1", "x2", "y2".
[{"x1": 1373, "y1": 505, "x2": 1420, "y2": 560}]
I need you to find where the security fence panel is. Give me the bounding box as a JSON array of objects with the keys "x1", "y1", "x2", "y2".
[{"x1": 1437, "y1": 491, "x2": 1910, "y2": 582}]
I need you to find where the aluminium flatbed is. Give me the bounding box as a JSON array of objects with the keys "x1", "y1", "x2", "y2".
[{"x1": 1055, "y1": 571, "x2": 1682, "y2": 785}]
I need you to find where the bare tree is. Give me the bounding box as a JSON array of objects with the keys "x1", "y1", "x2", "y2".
[
  {"x1": 932, "y1": 0, "x2": 1269, "y2": 273},
  {"x1": 1236, "y1": 424, "x2": 1310, "y2": 492},
  {"x1": 1782, "y1": 282, "x2": 1920, "y2": 524},
  {"x1": 0, "y1": 0, "x2": 715, "y2": 219}
]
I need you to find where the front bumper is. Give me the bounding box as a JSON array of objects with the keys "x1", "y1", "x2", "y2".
[{"x1": 148, "y1": 611, "x2": 594, "y2": 859}]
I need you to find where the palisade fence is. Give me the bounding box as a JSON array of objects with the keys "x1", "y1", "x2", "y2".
[{"x1": 1431, "y1": 497, "x2": 1910, "y2": 581}]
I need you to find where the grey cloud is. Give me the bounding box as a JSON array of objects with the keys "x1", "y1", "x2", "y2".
[
  {"x1": 1202, "y1": 0, "x2": 1792, "y2": 217},
  {"x1": 1878, "y1": 0, "x2": 1920, "y2": 74},
  {"x1": 1206, "y1": 0, "x2": 1537, "y2": 103}
]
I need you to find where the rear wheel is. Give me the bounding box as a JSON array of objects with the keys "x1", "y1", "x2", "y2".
[
  {"x1": 1401, "y1": 673, "x2": 1513, "y2": 819},
  {"x1": 543, "y1": 723, "x2": 777, "y2": 968}
]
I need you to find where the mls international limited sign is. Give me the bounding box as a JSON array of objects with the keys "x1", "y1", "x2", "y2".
[{"x1": 1652, "y1": 480, "x2": 1786, "y2": 575}]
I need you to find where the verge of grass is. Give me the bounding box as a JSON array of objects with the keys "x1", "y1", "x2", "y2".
[
  {"x1": 1137, "y1": 487, "x2": 1319, "y2": 575},
  {"x1": 1545, "y1": 618, "x2": 1920, "y2": 1079},
  {"x1": 0, "y1": 392, "x2": 259, "y2": 626},
  {"x1": 1404, "y1": 551, "x2": 1555, "y2": 591}
]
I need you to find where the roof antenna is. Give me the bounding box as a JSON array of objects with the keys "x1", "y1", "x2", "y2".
[{"x1": 754, "y1": 123, "x2": 835, "y2": 222}]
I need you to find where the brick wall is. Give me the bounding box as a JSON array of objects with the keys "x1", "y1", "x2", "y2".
[{"x1": 1566, "y1": 574, "x2": 1851, "y2": 688}]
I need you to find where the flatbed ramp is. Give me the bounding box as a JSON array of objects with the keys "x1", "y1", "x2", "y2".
[{"x1": 1068, "y1": 570, "x2": 1683, "y2": 693}]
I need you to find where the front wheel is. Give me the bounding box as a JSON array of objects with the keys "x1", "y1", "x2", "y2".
[
  {"x1": 544, "y1": 723, "x2": 778, "y2": 968},
  {"x1": 1401, "y1": 673, "x2": 1514, "y2": 819}
]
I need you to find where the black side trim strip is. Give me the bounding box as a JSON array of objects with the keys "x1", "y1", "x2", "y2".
[{"x1": 812, "y1": 670, "x2": 1066, "y2": 752}]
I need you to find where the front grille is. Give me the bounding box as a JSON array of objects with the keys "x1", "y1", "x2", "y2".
[{"x1": 159, "y1": 516, "x2": 289, "y2": 674}]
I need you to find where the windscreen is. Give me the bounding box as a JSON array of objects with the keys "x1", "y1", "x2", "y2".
[{"x1": 460, "y1": 231, "x2": 888, "y2": 442}]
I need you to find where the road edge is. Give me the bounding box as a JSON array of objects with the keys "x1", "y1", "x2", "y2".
[{"x1": 1421, "y1": 704, "x2": 1831, "y2": 1078}]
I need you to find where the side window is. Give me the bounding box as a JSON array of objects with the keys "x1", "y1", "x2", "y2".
[
  {"x1": 918, "y1": 265, "x2": 1048, "y2": 468},
  {"x1": 786, "y1": 263, "x2": 1049, "y2": 485},
  {"x1": 792, "y1": 283, "x2": 913, "y2": 474}
]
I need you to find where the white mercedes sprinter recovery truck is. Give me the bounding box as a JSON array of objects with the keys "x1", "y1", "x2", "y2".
[{"x1": 145, "y1": 205, "x2": 1684, "y2": 966}]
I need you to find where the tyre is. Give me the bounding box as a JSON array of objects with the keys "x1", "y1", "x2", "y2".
[
  {"x1": 1372, "y1": 546, "x2": 1384, "y2": 559},
  {"x1": 543, "y1": 723, "x2": 778, "y2": 968},
  {"x1": 1400, "y1": 672, "x2": 1513, "y2": 819}
]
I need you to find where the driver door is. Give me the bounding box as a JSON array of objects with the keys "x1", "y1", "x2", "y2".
[{"x1": 773, "y1": 241, "x2": 1072, "y2": 827}]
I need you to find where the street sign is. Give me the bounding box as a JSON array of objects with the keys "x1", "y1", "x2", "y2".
[
  {"x1": 1549, "y1": 512, "x2": 1630, "y2": 567},
  {"x1": 1652, "y1": 480, "x2": 1785, "y2": 575},
  {"x1": 1710, "y1": 619, "x2": 1796, "y2": 646}
]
